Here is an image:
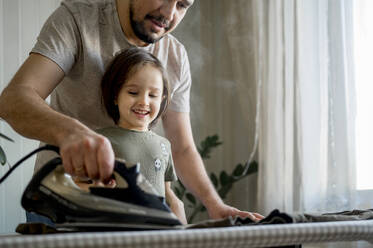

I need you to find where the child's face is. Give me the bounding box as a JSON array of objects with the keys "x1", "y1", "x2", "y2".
[{"x1": 116, "y1": 64, "x2": 163, "y2": 131}]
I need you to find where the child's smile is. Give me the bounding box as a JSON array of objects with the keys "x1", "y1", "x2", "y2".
[
  {"x1": 132, "y1": 108, "x2": 150, "y2": 117},
  {"x1": 116, "y1": 64, "x2": 163, "y2": 131}
]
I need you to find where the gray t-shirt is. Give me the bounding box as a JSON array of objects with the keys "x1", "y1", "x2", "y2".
[
  {"x1": 96, "y1": 126, "x2": 177, "y2": 197},
  {"x1": 32, "y1": 0, "x2": 191, "y2": 171}
]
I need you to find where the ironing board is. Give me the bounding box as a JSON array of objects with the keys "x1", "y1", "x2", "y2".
[{"x1": 1, "y1": 220, "x2": 373, "y2": 248}]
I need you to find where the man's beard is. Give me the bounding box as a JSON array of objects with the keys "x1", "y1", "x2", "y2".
[{"x1": 129, "y1": 3, "x2": 169, "y2": 44}]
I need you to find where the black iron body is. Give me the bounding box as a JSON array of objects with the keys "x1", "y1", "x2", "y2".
[{"x1": 21, "y1": 156, "x2": 181, "y2": 231}]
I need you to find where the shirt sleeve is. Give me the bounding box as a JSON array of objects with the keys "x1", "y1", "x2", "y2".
[
  {"x1": 31, "y1": 3, "x2": 81, "y2": 74},
  {"x1": 167, "y1": 47, "x2": 192, "y2": 113},
  {"x1": 164, "y1": 147, "x2": 178, "y2": 182}
]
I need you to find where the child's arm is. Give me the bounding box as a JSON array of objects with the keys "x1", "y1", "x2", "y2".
[{"x1": 165, "y1": 182, "x2": 187, "y2": 225}]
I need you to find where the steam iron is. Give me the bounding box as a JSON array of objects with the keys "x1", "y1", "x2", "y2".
[{"x1": 1, "y1": 145, "x2": 182, "y2": 232}]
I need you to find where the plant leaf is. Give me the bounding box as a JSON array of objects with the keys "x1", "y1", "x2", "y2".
[
  {"x1": 218, "y1": 184, "x2": 233, "y2": 199},
  {"x1": 0, "y1": 133, "x2": 14, "y2": 142},
  {"x1": 210, "y1": 172, "x2": 218, "y2": 188},
  {"x1": 174, "y1": 187, "x2": 182, "y2": 200},
  {"x1": 186, "y1": 193, "x2": 196, "y2": 205},
  {"x1": 197, "y1": 134, "x2": 223, "y2": 159},
  {"x1": 219, "y1": 171, "x2": 231, "y2": 186},
  {"x1": 245, "y1": 161, "x2": 258, "y2": 175},
  {"x1": 178, "y1": 181, "x2": 185, "y2": 191},
  {"x1": 0, "y1": 146, "x2": 6, "y2": 165},
  {"x1": 233, "y1": 163, "x2": 244, "y2": 177}
]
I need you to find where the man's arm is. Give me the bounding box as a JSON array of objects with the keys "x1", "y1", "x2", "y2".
[
  {"x1": 0, "y1": 53, "x2": 114, "y2": 181},
  {"x1": 162, "y1": 110, "x2": 263, "y2": 221}
]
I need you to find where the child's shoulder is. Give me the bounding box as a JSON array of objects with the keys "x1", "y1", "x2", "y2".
[{"x1": 149, "y1": 131, "x2": 171, "y2": 145}]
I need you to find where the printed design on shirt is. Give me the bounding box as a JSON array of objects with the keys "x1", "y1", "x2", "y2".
[{"x1": 154, "y1": 158, "x2": 162, "y2": 171}]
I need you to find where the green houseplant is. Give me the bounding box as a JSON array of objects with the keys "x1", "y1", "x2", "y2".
[{"x1": 174, "y1": 135, "x2": 258, "y2": 223}]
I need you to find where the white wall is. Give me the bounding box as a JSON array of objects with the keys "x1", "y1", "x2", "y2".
[{"x1": 0, "y1": 0, "x2": 61, "y2": 234}]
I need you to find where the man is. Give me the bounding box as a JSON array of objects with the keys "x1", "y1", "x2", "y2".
[{"x1": 0, "y1": 0, "x2": 262, "y2": 221}]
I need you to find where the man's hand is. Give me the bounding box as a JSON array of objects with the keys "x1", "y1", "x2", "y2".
[
  {"x1": 59, "y1": 130, "x2": 115, "y2": 183},
  {"x1": 0, "y1": 53, "x2": 116, "y2": 183},
  {"x1": 207, "y1": 203, "x2": 264, "y2": 222}
]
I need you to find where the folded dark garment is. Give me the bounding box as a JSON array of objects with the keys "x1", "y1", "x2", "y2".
[
  {"x1": 187, "y1": 208, "x2": 373, "y2": 228},
  {"x1": 186, "y1": 211, "x2": 300, "y2": 248},
  {"x1": 186, "y1": 209, "x2": 293, "y2": 228},
  {"x1": 294, "y1": 209, "x2": 373, "y2": 223}
]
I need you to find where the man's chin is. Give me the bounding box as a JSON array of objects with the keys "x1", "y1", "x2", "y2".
[
  {"x1": 131, "y1": 21, "x2": 166, "y2": 44},
  {"x1": 138, "y1": 32, "x2": 165, "y2": 44}
]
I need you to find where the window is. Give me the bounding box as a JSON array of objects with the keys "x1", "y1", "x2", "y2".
[{"x1": 354, "y1": 0, "x2": 373, "y2": 190}]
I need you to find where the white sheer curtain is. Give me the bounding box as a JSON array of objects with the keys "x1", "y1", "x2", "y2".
[
  {"x1": 256, "y1": 0, "x2": 356, "y2": 214},
  {"x1": 255, "y1": 0, "x2": 356, "y2": 214},
  {"x1": 225, "y1": 0, "x2": 357, "y2": 215}
]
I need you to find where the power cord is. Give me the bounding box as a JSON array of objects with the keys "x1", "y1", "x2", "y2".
[{"x1": 0, "y1": 145, "x2": 59, "y2": 184}]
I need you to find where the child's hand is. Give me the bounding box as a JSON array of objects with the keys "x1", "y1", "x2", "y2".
[
  {"x1": 165, "y1": 182, "x2": 187, "y2": 224},
  {"x1": 74, "y1": 177, "x2": 116, "y2": 191},
  {"x1": 92, "y1": 178, "x2": 117, "y2": 188},
  {"x1": 171, "y1": 197, "x2": 187, "y2": 225}
]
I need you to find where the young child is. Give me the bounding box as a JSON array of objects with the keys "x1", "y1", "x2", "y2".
[{"x1": 95, "y1": 47, "x2": 186, "y2": 224}]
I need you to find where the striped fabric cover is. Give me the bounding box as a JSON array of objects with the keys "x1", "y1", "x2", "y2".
[{"x1": 1, "y1": 220, "x2": 373, "y2": 248}]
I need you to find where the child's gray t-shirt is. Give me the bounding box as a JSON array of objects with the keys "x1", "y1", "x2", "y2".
[
  {"x1": 32, "y1": 0, "x2": 191, "y2": 172},
  {"x1": 96, "y1": 126, "x2": 177, "y2": 197}
]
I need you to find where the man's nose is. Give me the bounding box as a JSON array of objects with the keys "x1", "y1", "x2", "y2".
[{"x1": 159, "y1": 0, "x2": 177, "y2": 22}]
